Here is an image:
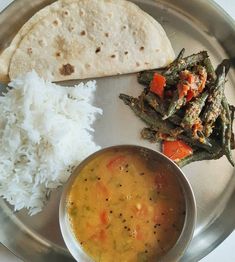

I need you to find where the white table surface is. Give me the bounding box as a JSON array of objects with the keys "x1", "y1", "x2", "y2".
[{"x1": 0, "y1": 0, "x2": 235, "y2": 261}]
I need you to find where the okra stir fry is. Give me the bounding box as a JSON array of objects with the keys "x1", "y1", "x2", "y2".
[{"x1": 120, "y1": 50, "x2": 235, "y2": 167}]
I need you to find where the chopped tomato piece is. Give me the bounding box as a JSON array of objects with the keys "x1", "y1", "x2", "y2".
[
  {"x1": 106, "y1": 155, "x2": 126, "y2": 170},
  {"x1": 150, "y1": 73, "x2": 166, "y2": 98},
  {"x1": 186, "y1": 89, "x2": 194, "y2": 102},
  {"x1": 154, "y1": 173, "x2": 168, "y2": 190},
  {"x1": 100, "y1": 210, "x2": 109, "y2": 225},
  {"x1": 162, "y1": 140, "x2": 193, "y2": 161},
  {"x1": 177, "y1": 68, "x2": 207, "y2": 101},
  {"x1": 96, "y1": 182, "x2": 109, "y2": 198},
  {"x1": 99, "y1": 229, "x2": 107, "y2": 241},
  {"x1": 134, "y1": 225, "x2": 143, "y2": 240},
  {"x1": 90, "y1": 229, "x2": 107, "y2": 242},
  {"x1": 187, "y1": 73, "x2": 195, "y2": 84},
  {"x1": 178, "y1": 83, "x2": 190, "y2": 99},
  {"x1": 153, "y1": 200, "x2": 174, "y2": 228},
  {"x1": 152, "y1": 203, "x2": 171, "y2": 226}
]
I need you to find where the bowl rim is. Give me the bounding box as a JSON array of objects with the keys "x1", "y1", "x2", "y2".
[{"x1": 59, "y1": 144, "x2": 197, "y2": 262}]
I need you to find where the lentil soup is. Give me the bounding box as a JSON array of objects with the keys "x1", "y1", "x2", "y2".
[{"x1": 67, "y1": 147, "x2": 186, "y2": 262}]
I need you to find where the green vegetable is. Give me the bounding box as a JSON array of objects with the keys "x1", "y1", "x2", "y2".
[
  {"x1": 144, "y1": 91, "x2": 166, "y2": 116},
  {"x1": 221, "y1": 97, "x2": 234, "y2": 166},
  {"x1": 144, "y1": 91, "x2": 182, "y2": 126},
  {"x1": 149, "y1": 189, "x2": 159, "y2": 202},
  {"x1": 137, "y1": 252, "x2": 149, "y2": 262},
  {"x1": 141, "y1": 128, "x2": 174, "y2": 143},
  {"x1": 202, "y1": 67, "x2": 225, "y2": 137},
  {"x1": 175, "y1": 48, "x2": 186, "y2": 61},
  {"x1": 119, "y1": 94, "x2": 178, "y2": 136},
  {"x1": 137, "y1": 48, "x2": 186, "y2": 86},
  {"x1": 203, "y1": 57, "x2": 216, "y2": 82},
  {"x1": 70, "y1": 207, "x2": 78, "y2": 216},
  {"x1": 181, "y1": 91, "x2": 208, "y2": 129},
  {"x1": 163, "y1": 51, "x2": 208, "y2": 76},
  {"x1": 216, "y1": 59, "x2": 231, "y2": 77},
  {"x1": 178, "y1": 145, "x2": 222, "y2": 167},
  {"x1": 137, "y1": 69, "x2": 161, "y2": 86},
  {"x1": 120, "y1": 51, "x2": 235, "y2": 167},
  {"x1": 163, "y1": 90, "x2": 186, "y2": 119},
  {"x1": 120, "y1": 93, "x2": 212, "y2": 151}
]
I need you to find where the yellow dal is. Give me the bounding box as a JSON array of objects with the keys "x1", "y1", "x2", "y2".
[{"x1": 67, "y1": 148, "x2": 185, "y2": 262}]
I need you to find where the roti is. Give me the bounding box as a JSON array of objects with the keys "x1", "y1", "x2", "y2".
[
  {"x1": 0, "y1": 1, "x2": 62, "y2": 82},
  {"x1": 1, "y1": 0, "x2": 175, "y2": 82}
]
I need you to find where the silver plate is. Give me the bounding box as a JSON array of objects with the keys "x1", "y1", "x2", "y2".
[{"x1": 0, "y1": 0, "x2": 235, "y2": 261}]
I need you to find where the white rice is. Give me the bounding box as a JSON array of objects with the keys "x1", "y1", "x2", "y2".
[{"x1": 0, "y1": 71, "x2": 102, "y2": 215}]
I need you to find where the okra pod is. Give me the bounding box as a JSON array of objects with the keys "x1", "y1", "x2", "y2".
[
  {"x1": 120, "y1": 93, "x2": 212, "y2": 151},
  {"x1": 137, "y1": 70, "x2": 161, "y2": 86},
  {"x1": 178, "y1": 146, "x2": 223, "y2": 167},
  {"x1": 144, "y1": 91, "x2": 166, "y2": 116},
  {"x1": 119, "y1": 94, "x2": 178, "y2": 135},
  {"x1": 176, "y1": 48, "x2": 186, "y2": 61},
  {"x1": 202, "y1": 67, "x2": 225, "y2": 137},
  {"x1": 203, "y1": 57, "x2": 216, "y2": 82},
  {"x1": 216, "y1": 59, "x2": 231, "y2": 77},
  {"x1": 141, "y1": 128, "x2": 175, "y2": 143},
  {"x1": 163, "y1": 90, "x2": 186, "y2": 119},
  {"x1": 181, "y1": 91, "x2": 209, "y2": 129},
  {"x1": 144, "y1": 91, "x2": 182, "y2": 125},
  {"x1": 221, "y1": 96, "x2": 234, "y2": 166},
  {"x1": 163, "y1": 51, "x2": 208, "y2": 76},
  {"x1": 137, "y1": 48, "x2": 186, "y2": 86}
]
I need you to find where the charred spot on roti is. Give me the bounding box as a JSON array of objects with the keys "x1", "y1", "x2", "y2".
[
  {"x1": 54, "y1": 36, "x2": 71, "y2": 59},
  {"x1": 59, "y1": 64, "x2": 75, "y2": 76},
  {"x1": 111, "y1": 54, "x2": 116, "y2": 58},
  {"x1": 53, "y1": 19, "x2": 59, "y2": 26},
  {"x1": 38, "y1": 39, "x2": 46, "y2": 47},
  {"x1": 68, "y1": 25, "x2": 75, "y2": 32},
  {"x1": 85, "y1": 64, "x2": 91, "y2": 69},
  {"x1": 122, "y1": 25, "x2": 127, "y2": 30},
  {"x1": 124, "y1": 51, "x2": 129, "y2": 55},
  {"x1": 95, "y1": 47, "x2": 101, "y2": 54},
  {"x1": 27, "y1": 48, "x2": 33, "y2": 55},
  {"x1": 80, "y1": 30, "x2": 86, "y2": 36},
  {"x1": 80, "y1": 9, "x2": 85, "y2": 16},
  {"x1": 62, "y1": 10, "x2": 70, "y2": 17},
  {"x1": 140, "y1": 46, "x2": 145, "y2": 51},
  {"x1": 105, "y1": 32, "x2": 109, "y2": 37},
  {"x1": 55, "y1": 51, "x2": 61, "y2": 57}
]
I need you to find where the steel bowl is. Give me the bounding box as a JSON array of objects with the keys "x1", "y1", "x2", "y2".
[{"x1": 59, "y1": 145, "x2": 196, "y2": 262}]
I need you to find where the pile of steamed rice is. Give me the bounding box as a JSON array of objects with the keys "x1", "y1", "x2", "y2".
[{"x1": 0, "y1": 71, "x2": 102, "y2": 215}]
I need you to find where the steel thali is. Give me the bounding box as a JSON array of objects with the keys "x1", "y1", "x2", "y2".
[{"x1": 0, "y1": 0, "x2": 235, "y2": 261}]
